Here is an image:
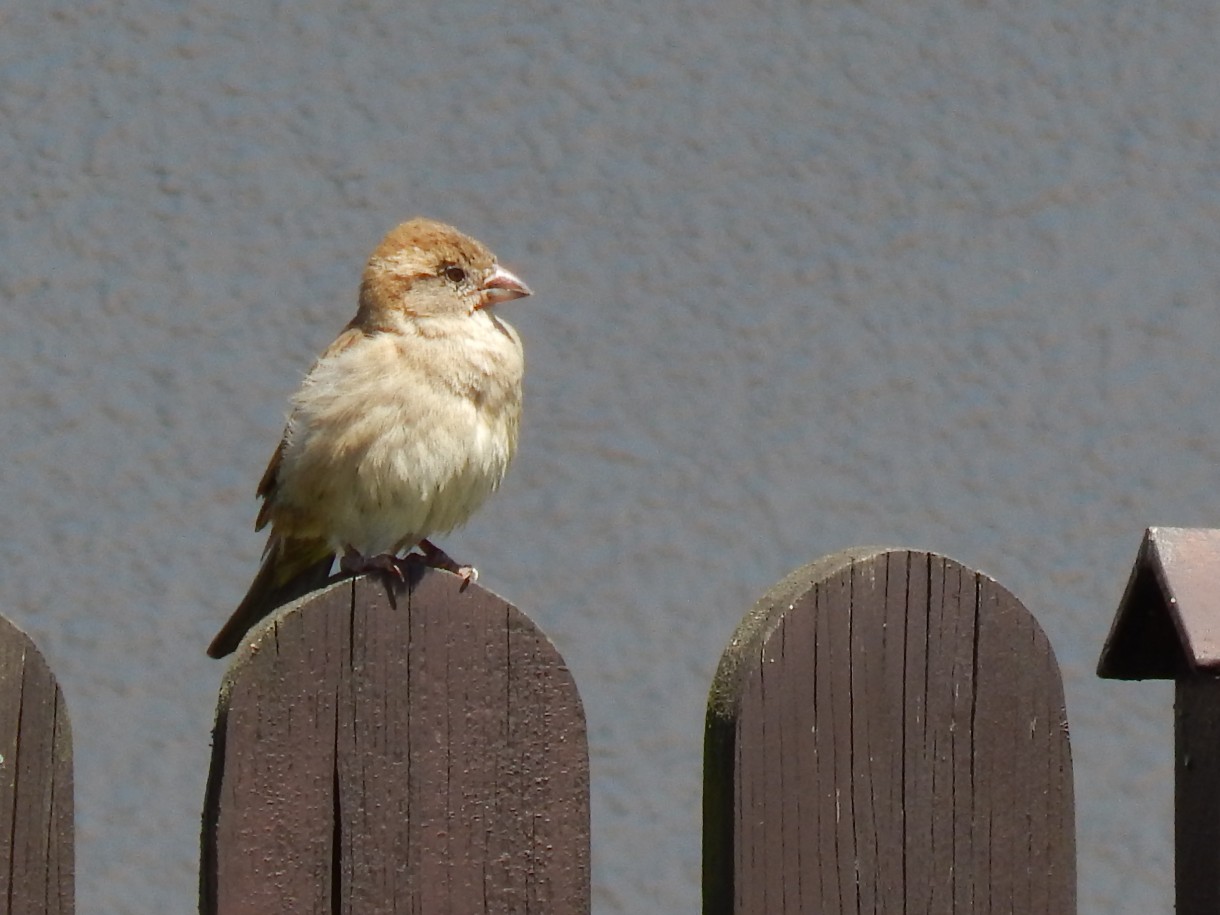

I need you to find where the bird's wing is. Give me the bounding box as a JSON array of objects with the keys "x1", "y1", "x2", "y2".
[
  {"x1": 253, "y1": 324, "x2": 369, "y2": 532},
  {"x1": 253, "y1": 439, "x2": 286, "y2": 531}
]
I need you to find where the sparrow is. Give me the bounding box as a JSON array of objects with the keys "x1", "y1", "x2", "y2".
[{"x1": 207, "y1": 218, "x2": 531, "y2": 658}]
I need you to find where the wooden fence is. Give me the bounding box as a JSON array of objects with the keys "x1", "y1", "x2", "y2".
[{"x1": 1, "y1": 531, "x2": 1211, "y2": 913}]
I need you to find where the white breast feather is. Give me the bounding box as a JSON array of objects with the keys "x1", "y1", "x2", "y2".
[{"x1": 272, "y1": 317, "x2": 522, "y2": 555}]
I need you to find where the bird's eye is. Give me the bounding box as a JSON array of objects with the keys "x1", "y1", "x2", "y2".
[{"x1": 442, "y1": 265, "x2": 467, "y2": 284}]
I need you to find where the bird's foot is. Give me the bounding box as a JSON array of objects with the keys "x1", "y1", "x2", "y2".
[
  {"x1": 418, "y1": 539, "x2": 478, "y2": 591},
  {"x1": 340, "y1": 547, "x2": 406, "y2": 581}
]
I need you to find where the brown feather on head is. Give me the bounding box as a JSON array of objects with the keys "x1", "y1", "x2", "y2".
[{"x1": 356, "y1": 218, "x2": 530, "y2": 324}]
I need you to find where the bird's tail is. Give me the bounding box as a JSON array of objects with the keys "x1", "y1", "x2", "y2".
[{"x1": 207, "y1": 536, "x2": 336, "y2": 658}]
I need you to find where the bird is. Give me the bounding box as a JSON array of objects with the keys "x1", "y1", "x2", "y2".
[{"x1": 207, "y1": 217, "x2": 531, "y2": 658}]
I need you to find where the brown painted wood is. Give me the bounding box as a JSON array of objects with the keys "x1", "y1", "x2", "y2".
[
  {"x1": 705, "y1": 547, "x2": 1075, "y2": 915},
  {"x1": 1099, "y1": 527, "x2": 1220, "y2": 679},
  {"x1": 1099, "y1": 528, "x2": 1220, "y2": 911},
  {"x1": 1176, "y1": 678, "x2": 1220, "y2": 915},
  {"x1": 0, "y1": 614, "x2": 74, "y2": 915},
  {"x1": 201, "y1": 566, "x2": 590, "y2": 914}
]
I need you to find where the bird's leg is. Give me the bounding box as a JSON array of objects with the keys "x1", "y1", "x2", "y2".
[
  {"x1": 418, "y1": 539, "x2": 478, "y2": 590},
  {"x1": 340, "y1": 546, "x2": 405, "y2": 581}
]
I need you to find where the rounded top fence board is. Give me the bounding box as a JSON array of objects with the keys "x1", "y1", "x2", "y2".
[
  {"x1": 0, "y1": 613, "x2": 74, "y2": 915},
  {"x1": 202, "y1": 567, "x2": 590, "y2": 915},
  {"x1": 705, "y1": 547, "x2": 1074, "y2": 915}
]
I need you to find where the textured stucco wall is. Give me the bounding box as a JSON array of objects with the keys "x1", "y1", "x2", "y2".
[{"x1": 3, "y1": 0, "x2": 1217, "y2": 911}]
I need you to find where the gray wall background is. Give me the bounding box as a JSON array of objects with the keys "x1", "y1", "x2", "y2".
[{"x1": 1, "y1": 0, "x2": 1213, "y2": 911}]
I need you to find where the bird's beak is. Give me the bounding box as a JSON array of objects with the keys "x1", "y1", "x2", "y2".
[{"x1": 478, "y1": 265, "x2": 532, "y2": 308}]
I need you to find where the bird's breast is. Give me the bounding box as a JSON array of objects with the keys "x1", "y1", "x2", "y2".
[{"x1": 272, "y1": 327, "x2": 523, "y2": 554}]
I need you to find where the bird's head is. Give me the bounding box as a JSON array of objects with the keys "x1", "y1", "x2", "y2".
[{"x1": 356, "y1": 218, "x2": 531, "y2": 328}]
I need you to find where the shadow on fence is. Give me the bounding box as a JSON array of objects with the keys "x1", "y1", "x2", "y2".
[{"x1": 5, "y1": 532, "x2": 1210, "y2": 913}]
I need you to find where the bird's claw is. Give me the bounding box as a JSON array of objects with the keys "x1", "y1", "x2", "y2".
[
  {"x1": 418, "y1": 539, "x2": 478, "y2": 591},
  {"x1": 342, "y1": 543, "x2": 477, "y2": 590},
  {"x1": 340, "y1": 548, "x2": 405, "y2": 581}
]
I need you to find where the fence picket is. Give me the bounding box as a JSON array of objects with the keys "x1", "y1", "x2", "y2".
[
  {"x1": 200, "y1": 566, "x2": 590, "y2": 914},
  {"x1": 0, "y1": 614, "x2": 74, "y2": 915},
  {"x1": 704, "y1": 547, "x2": 1075, "y2": 914}
]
